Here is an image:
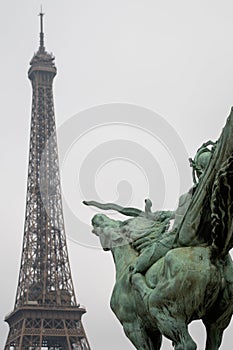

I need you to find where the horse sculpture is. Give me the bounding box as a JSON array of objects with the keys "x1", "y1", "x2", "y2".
[
  {"x1": 84, "y1": 109, "x2": 233, "y2": 349},
  {"x1": 91, "y1": 211, "x2": 233, "y2": 350}
]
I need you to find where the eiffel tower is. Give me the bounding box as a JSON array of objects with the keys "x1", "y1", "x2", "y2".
[{"x1": 4, "y1": 11, "x2": 90, "y2": 350}]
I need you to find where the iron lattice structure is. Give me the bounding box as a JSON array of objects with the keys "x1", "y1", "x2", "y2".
[{"x1": 4, "y1": 12, "x2": 90, "y2": 350}]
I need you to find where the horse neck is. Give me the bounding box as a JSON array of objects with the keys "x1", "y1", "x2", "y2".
[{"x1": 111, "y1": 243, "x2": 136, "y2": 279}]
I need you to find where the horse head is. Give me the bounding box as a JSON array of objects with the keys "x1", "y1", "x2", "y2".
[{"x1": 92, "y1": 214, "x2": 130, "y2": 251}]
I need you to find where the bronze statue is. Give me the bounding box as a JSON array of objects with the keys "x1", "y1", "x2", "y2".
[{"x1": 84, "y1": 109, "x2": 233, "y2": 349}]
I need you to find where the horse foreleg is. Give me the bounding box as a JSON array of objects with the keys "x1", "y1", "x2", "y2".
[
  {"x1": 173, "y1": 324, "x2": 197, "y2": 350},
  {"x1": 123, "y1": 320, "x2": 162, "y2": 350},
  {"x1": 156, "y1": 315, "x2": 196, "y2": 350},
  {"x1": 148, "y1": 296, "x2": 197, "y2": 350}
]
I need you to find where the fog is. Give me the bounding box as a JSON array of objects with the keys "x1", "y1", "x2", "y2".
[{"x1": 1, "y1": 1, "x2": 233, "y2": 349}]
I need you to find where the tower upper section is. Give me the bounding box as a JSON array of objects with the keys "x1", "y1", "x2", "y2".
[{"x1": 28, "y1": 10, "x2": 57, "y2": 80}]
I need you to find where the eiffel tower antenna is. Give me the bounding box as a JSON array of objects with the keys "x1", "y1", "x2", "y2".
[{"x1": 39, "y1": 5, "x2": 45, "y2": 50}]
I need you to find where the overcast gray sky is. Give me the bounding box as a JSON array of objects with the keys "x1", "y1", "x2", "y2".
[{"x1": 1, "y1": 1, "x2": 233, "y2": 349}]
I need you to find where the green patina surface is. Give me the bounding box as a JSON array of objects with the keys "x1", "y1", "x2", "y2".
[{"x1": 84, "y1": 109, "x2": 233, "y2": 350}]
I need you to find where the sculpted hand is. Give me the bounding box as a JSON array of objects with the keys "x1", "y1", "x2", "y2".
[{"x1": 132, "y1": 236, "x2": 154, "y2": 252}]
